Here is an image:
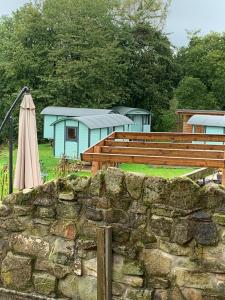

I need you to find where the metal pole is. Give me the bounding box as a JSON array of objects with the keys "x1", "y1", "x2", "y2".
[
  {"x1": 0, "y1": 86, "x2": 29, "y2": 135},
  {"x1": 0, "y1": 86, "x2": 29, "y2": 194},
  {"x1": 9, "y1": 114, "x2": 13, "y2": 194}
]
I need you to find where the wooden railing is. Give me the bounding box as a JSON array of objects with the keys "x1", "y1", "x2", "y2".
[{"x1": 81, "y1": 132, "x2": 225, "y2": 184}]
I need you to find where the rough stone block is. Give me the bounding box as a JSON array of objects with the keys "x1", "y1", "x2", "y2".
[
  {"x1": 0, "y1": 205, "x2": 11, "y2": 217},
  {"x1": 125, "y1": 173, "x2": 145, "y2": 200},
  {"x1": 1, "y1": 252, "x2": 32, "y2": 290},
  {"x1": 56, "y1": 202, "x2": 81, "y2": 219},
  {"x1": 159, "y1": 240, "x2": 191, "y2": 256},
  {"x1": 33, "y1": 196, "x2": 55, "y2": 206},
  {"x1": 69, "y1": 176, "x2": 90, "y2": 192},
  {"x1": 122, "y1": 261, "x2": 144, "y2": 276},
  {"x1": 50, "y1": 220, "x2": 76, "y2": 240},
  {"x1": 142, "y1": 249, "x2": 172, "y2": 276},
  {"x1": 11, "y1": 234, "x2": 50, "y2": 258},
  {"x1": 104, "y1": 208, "x2": 128, "y2": 224},
  {"x1": 193, "y1": 222, "x2": 218, "y2": 246},
  {"x1": 200, "y1": 183, "x2": 225, "y2": 209},
  {"x1": 35, "y1": 258, "x2": 71, "y2": 279},
  {"x1": 33, "y1": 272, "x2": 56, "y2": 296},
  {"x1": 124, "y1": 288, "x2": 153, "y2": 300},
  {"x1": 171, "y1": 219, "x2": 193, "y2": 245},
  {"x1": 85, "y1": 207, "x2": 103, "y2": 221},
  {"x1": 13, "y1": 205, "x2": 32, "y2": 216},
  {"x1": 148, "y1": 277, "x2": 170, "y2": 289},
  {"x1": 181, "y1": 288, "x2": 203, "y2": 300},
  {"x1": 143, "y1": 177, "x2": 168, "y2": 206},
  {"x1": 169, "y1": 177, "x2": 201, "y2": 209},
  {"x1": 59, "y1": 192, "x2": 75, "y2": 201},
  {"x1": 36, "y1": 206, "x2": 55, "y2": 219},
  {"x1": 59, "y1": 275, "x2": 97, "y2": 300},
  {"x1": 83, "y1": 258, "x2": 97, "y2": 277},
  {"x1": 151, "y1": 215, "x2": 172, "y2": 237},
  {"x1": 112, "y1": 224, "x2": 130, "y2": 243},
  {"x1": 105, "y1": 168, "x2": 124, "y2": 197},
  {"x1": 49, "y1": 237, "x2": 75, "y2": 265},
  {"x1": 76, "y1": 238, "x2": 97, "y2": 251},
  {"x1": 77, "y1": 219, "x2": 97, "y2": 238},
  {"x1": 174, "y1": 268, "x2": 215, "y2": 289},
  {"x1": 89, "y1": 171, "x2": 104, "y2": 196},
  {"x1": 213, "y1": 213, "x2": 225, "y2": 225}
]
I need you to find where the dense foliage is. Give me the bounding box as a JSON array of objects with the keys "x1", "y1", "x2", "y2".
[
  {"x1": 175, "y1": 32, "x2": 225, "y2": 110},
  {"x1": 0, "y1": 0, "x2": 177, "y2": 138}
]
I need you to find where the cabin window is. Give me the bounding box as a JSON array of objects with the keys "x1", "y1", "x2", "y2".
[
  {"x1": 66, "y1": 127, "x2": 78, "y2": 141},
  {"x1": 143, "y1": 115, "x2": 149, "y2": 125}
]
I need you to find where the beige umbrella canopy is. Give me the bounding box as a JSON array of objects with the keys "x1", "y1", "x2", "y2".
[{"x1": 14, "y1": 94, "x2": 43, "y2": 190}]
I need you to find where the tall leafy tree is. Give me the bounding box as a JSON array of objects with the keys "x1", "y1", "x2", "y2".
[{"x1": 176, "y1": 32, "x2": 225, "y2": 110}]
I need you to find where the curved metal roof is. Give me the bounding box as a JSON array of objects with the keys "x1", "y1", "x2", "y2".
[
  {"x1": 188, "y1": 114, "x2": 225, "y2": 127},
  {"x1": 112, "y1": 106, "x2": 151, "y2": 115},
  {"x1": 51, "y1": 114, "x2": 133, "y2": 129},
  {"x1": 41, "y1": 106, "x2": 113, "y2": 116}
]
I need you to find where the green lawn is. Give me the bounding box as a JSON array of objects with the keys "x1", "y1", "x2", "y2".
[
  {"x1": 0, "y1": 143, "x2": 195, "y2": 180},
  {"x1": 120, "y1": 163, "x2": 194, "y2": 179},
  {"x1": 0, "y1": 143, "x2": 196, "y2": 199}
]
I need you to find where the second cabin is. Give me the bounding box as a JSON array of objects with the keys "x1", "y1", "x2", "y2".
[{"x1": 50, "y1": 114, "x2": 133, "y2": 159}]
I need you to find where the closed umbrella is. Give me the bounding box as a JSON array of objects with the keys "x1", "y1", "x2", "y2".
[{"x1": 14, "y1": 94, "x2": 42, "y2": 190}]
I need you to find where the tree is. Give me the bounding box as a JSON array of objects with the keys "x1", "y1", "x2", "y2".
[
  {"x1": 176, "y1": 32, "x2": 225, "y2": 110},
  {"x1": 0, "y1": 0, "x2": 176, "y2": 137},
  {"x1": 175, "y1": 76, "x2": 217, "y2": 109},
  {"x1": 117, "y1": 0, "x2": 172, "y2": 28}
]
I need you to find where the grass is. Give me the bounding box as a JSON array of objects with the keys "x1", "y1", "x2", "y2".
[
  {"x1": 0, "y1": 143, "x2": 195, "y2": 180},
  {"x1": 120, "y1": 163, "x2": 195, "y2": 179}
]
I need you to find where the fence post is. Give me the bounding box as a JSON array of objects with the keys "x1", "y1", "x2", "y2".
[
  {"x1": 92, "y1": 146, "x2": 101, "y2": 175},
  {"x1": 222, "y1": 151, "x2": 225, "y2": 185},
  {"x1": 97, "y1": 226, "x2": 112, "y2": 300}
]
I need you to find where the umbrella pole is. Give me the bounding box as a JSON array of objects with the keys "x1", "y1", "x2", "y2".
[
  {"x1": 9, "y1": 114, "x2": 13, "y2": 194},
  {"x1": 0, "y1": 86, "x2": 29, "y2": 194}
]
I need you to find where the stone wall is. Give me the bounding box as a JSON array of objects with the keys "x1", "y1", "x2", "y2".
[{"x1": 0, "y1": 168, "x2": 225, "y2": 299}]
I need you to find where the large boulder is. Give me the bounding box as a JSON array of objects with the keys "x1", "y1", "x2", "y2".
[{"x1": 1, "y1": 252, "x2": 32, "y2": 290}]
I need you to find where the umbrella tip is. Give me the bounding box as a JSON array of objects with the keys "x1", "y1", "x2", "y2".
[{"x1": 23, "y1": 86, "x2": 30, "y2": 93}]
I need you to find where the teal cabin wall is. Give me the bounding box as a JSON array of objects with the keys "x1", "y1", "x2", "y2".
[
  {"x1": 193, "y1": 125, "x2": 225, "y2": 145},
  {"x1": 78, "y1": 123, "x2": 89, "y2": 157},
  {"x1": 54, "y1": 119, "x2": 79, "y2": 159},
  {"x1": 205, "y1": 126, "x2": 225, "y2": 145},
  {"x1": 90, "y1": 129, "x2": 101, "y2": 146},
  {"x1": 65, "y1": 120, "x2": 79, "y2": 158},
  {"x1": 100, "y1": 128, "x2": 108, "y2": 139},
  {"x1": 44, "y1": 115, "x2": 64, "y2": 139},
  {"x1": 54, "y1": 122, "x2": 65, "y2": 158},
  {"x1": 126, "y1": 111, "x2": 151, "y2": 133}
]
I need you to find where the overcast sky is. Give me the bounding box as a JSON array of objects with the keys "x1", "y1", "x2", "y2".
[{"x1": 1, "y1": 0, "x2": 225, "y2": 47}]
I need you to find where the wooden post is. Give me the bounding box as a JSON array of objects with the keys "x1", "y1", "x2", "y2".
[
  {"x1": 97, "y1": 226, "x2": 112, "y2": 300},
  {"x1": 92, "y1": 146, "x2": 101, "y2": 175},
  {"x1": 222, "y1": 151, "x2": 225, "y2": 185}
]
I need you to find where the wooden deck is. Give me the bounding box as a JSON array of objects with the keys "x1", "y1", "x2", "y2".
[{"x1": 81, "y1": 132, "x2": 225, "y2": 184}]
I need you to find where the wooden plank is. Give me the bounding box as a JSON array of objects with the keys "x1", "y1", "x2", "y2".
[
  {"x1": 91, "y1": 146, "x2": 101, "y2": 175},
  {"x1": 84, "y1": 132, "x2": 116, "y2": 154},
  {"x1": 105, "y1": 140, "x2": 225, "y2": 151},
  {"x1": 101, "y1": 146, "x2": 224, "y2": 159},
  {"x1": 97, "y1": 226, "x2": 112, "y2": 300},
  {"x1": 83, "y1": 153, "x2": 225, "y2": 168},
  {"x1": 115, "y1": 132, "x2": 225, "y2": 142}
]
